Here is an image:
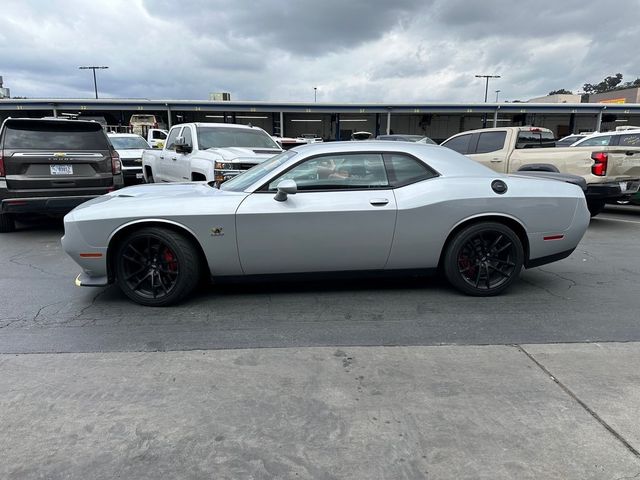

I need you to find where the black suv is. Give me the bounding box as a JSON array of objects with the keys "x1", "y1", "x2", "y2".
[{"x1": 0, "y1": 118, "x2": 123, "y2": 232}]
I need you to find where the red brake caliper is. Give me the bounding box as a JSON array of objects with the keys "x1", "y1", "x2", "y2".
[
  {"x1": 458, "y1": 255, "x2": 475, "y2": 279},
  {"x1": 162, "y1": 248, "x2": 177, "y2": 273}
]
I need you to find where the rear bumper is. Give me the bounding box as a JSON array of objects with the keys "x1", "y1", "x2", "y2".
[
  {"x1": 586, "y1": 180, "x2": 640, "y2": 201},
  {"x1": 0, "y1": 183, "x2": 122, "y2": 214}
]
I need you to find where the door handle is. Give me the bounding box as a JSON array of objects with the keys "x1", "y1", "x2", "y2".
[
  {"x1": 171, "y1": 157, "x2": 177, "y2": 161},
  {"x1": 369, "y1": 198, "x2": 389, "y2": 206},
  {"x1": 626, "y1": 151, "x2": 635, "y2": 156},
  {"x1": 159, "y1": 155, "x2": 165, "y2": 160},
  {"x1": 490, "y1": 158, "x2": 502, "y2": 162}
]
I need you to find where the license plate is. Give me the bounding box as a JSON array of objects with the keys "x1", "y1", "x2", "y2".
[
  {"x1": 136, "y1": 173, "x2": 143, "y2": 179},
  {"x1": 50, "y1": 164, "x2": 73, "y2": 175}
]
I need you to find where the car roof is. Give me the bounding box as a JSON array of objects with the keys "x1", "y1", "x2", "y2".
[
  {"x1": 287, "y1": 141, "x2": 495, "y2": 177},
  {"x1": 186, "y1": 122, "x2": 266, "y2": 131}
]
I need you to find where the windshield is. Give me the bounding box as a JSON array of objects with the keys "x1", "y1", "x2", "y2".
[
  {"x1": 220, "y1": 150, "x2": 298, "y2": 192},
  {"x1": 197, "y1": 126, "x2": 280, "y2": 150},
  {"x1": 109, "y1": 136, "x2": 149, "y2": 150}
]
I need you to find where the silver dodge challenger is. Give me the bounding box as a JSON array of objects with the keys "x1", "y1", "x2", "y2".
[{"x1": 62, "y1": 141, "x2": 590, "y2": 306}]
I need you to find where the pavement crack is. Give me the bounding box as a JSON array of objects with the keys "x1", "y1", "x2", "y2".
[
  {"x1": 519, "y1": 277, "x2": 569, "y2": 300},
  {"x1": 538, "y1": 268, "x2": 578, "y2": 289},
  {"x1": 8, "y1": 249, "x2": 64, "y2": 277},
  {"x1": 74, "y1": 288, "x2": 108, "y2": 320},
  {"x1": 515, "y1": 344, "x2": 640, "y2": 461}
]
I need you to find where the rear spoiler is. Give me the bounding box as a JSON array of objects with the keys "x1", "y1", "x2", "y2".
[{"x1": 512, "y1": 171, "x2": 587, "y2": 192}]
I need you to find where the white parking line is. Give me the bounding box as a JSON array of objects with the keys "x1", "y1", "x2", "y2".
[{"x1": 597, "y1": 216, "x2": 640, "y2": 225}]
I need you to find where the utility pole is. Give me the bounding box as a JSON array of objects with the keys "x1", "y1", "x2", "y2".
[
  {"x1": 475, "y1": 74, "x2": 500, "y2": 128},
  {"x1": 78, "y1": 66, "x2": 109, "y2": 99},
  {"x1": 495, "y1": 90, "x2": 501, "y2": 102},
  {"x1": 314, "y1": 87, "x2": 317, "y2": 103}
]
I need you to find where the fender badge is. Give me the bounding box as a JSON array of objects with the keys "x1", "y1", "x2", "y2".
[
  {"x1": 210, "y1": 227, "x2": 224, "y2": 237},
  {"x1": 54, "y1": 152, "x2": 66, "y2": 157}
]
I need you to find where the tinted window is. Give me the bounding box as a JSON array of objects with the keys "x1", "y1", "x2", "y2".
[
  {"x1": 197, "y1": 127, "x2": 280, "y2": 149},
  {"x1": 619, "y1": 133, "x2": 640, "y2": 147},
  {"x1": 165, "y1": 127, "x2": 181, "y2": 150},
  {"x1": 442, "y1": 134, "x2": 472, "y2": 154},
  {"x1": 476, "y1": 132, "x2": 506, "y2": 154},
  {"x1": 576, "y1": 135, "x2": 612, "y2": 147},
  {"x1": 152, "y1": 130, "x2": 167, "y2": 140},
  {"x1": 385, "y1": 153, "x2": 437, "y2": 186},
  {"x1": 268, "y1": 153, "x2": 388, "y2": 191},
  {"x1": 516, "y1": 130, "x2": 556, "y2": 148},
  {"x1": 109, "y1": 136, "x2": 149, "y2": 150},
  {"x1": 3, "y1": 122, "x2": 109, "y2": 150}
]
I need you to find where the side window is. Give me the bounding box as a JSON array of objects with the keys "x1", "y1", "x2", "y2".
[
  {"x1": 182, "y1": 126, "x2": 193, "y2": 147},
  {"x1": 578, "y1": 135, "x2": 612, "y2": 147},
  {"x1": 619, "y1": 133, "x2": 640, "y2": 147},
  {"x1": 384, "y1": 153, "x2": 437, "y2": 187},
  {"x1": 442, "y1": 134, "x2": 472, "y2": 154},
  {"x1": 165, "y1": 127, "x2": 181, "y2": 150},
  {"x1": 476, "y1": 132, "x2": 507, "y2": 154},
  {"x1": 267, "y1": 153, "x2": 388, "y2": 191},
  {"x1": 153, "y1": 130, "x2": 167, "y2": 140}
]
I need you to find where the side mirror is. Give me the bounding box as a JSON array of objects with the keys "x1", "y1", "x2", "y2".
[
  {"x1": 174, "y1": 136, "x2": 192, "y2": 153},
  {"x1": 274, "y1": 179, "x2": 297, "y2": 202}
]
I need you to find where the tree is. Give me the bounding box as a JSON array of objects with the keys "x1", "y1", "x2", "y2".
[
  {"x1": 583, "y1": 73, "x2": 623, "y2": 94},
  {"x1": 548, "y1": 89, "x2": 573, "y2": 95}
]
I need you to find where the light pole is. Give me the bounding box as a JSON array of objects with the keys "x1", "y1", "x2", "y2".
[
  {"x1": 475, "y1": 74, "x2": 500, "y2": 128},
  {"x1": 314, "y1": 87, "x2": 317, "y2": 103},
  {"x1": 495, "y1": 90, "x2": 501, "y2": 102},
  {"x1": 78, "y1": 66, "x2": 109, "y2": 99}
]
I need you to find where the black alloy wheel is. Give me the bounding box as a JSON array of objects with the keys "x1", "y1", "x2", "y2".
[
  {"x1": 115, "y1": 227, "x2": 200, "y2": 306},
  {"x1": 444, "y1": 222, "x2": 524, "y2": 296}
]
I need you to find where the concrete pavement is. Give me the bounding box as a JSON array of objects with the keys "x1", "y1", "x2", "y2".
[{"x1": 2, "y1": 343, "x2": 640, "y2": 479}]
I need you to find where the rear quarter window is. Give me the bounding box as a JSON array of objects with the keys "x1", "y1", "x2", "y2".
[
  {"x1": 476, "y1": 131, "x2": 506, "y2": 154},
  {"x1": 619, "y1": 133, "x2": 640, "y2": 147}
]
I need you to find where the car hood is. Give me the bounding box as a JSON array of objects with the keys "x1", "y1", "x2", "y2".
[
  {"x1": 67, "y1": 182, "x2": 248, "y2": 221},
  {"x1": 205, "y1": 147, "x2": 282, "y2": 163}
]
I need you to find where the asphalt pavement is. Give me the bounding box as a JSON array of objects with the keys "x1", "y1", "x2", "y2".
[{"x1": 1, "y1": 206, "x2": 640, "y2": 353}]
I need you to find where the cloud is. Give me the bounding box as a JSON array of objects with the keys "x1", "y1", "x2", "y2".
[{"x1": 0, "y1": 0, "x2": 639, "y2": 102}]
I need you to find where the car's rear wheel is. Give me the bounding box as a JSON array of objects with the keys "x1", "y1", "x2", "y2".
[
  {"x1": 115, "y1": 227, "x2": 200, "y2": 306},
  {"x1": 444, "y1": 222, "x2": 524, "y2": 296},
  {"x1": 0, "y1": 213, "x2": 16, "y2": 233}
]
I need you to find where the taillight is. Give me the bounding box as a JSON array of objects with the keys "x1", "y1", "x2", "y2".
[
  {"x1": 111, "y1": 151, "x2": 122, "y2": 175},
  {"x1": 591, "y1": 152, "x2": 608, "y2": 176},
  {"x1": 0, "y1": 152, "x2": 5, "y2": 177}
]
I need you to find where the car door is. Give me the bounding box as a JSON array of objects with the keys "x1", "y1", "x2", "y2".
[
  {"x1": 235, "y1": 152, "x2": 397, "y2": 274},
  {"x1": 466, "y1": 130, "x2": 510, "y2": 173},
  {"x1": 173, "y1": 125, "x2": 193, "y2": 182},
  {"x1": 607, "y1": 132, "x2": 640, "y2": 179},
  {"x1": 159, "y1": 127, "x2": 181, "y2": 182}
]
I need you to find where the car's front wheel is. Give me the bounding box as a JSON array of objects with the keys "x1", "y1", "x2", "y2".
[
  {"x1": 115, "y1": 227, "x2": 201, "y2": 306},
  {"x1": 443, "y1": 222, "x2": 524, "y2": 296},
  {"x1": 0, "y1": 213, "x2": 16, "y2": 233}
]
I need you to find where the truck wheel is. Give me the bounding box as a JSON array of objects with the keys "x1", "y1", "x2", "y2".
[
  {"x1": 146, "y1": 170, "x2": 154, "y2": 183},
  {"x1": 587, "y1": 200, "x2": 605, "y2": 217},
  {"x1": 114, "y1": 227, "x2": 201, "y2": 306},
  {"x1": 444, "y1": 222, "x2": 524, "y2": 296},
  {"x1": 0, "y1": 213, "x2": 16, "y2": 233}
]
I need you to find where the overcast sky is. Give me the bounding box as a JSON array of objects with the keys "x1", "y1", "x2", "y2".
[{"x1": 1, "y1": 0, "x2": 639, "y2": 103}]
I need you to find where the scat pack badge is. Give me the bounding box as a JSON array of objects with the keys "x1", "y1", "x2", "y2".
[{"x1": 210, "y1": 226, "x2": 224, "y2": 237}]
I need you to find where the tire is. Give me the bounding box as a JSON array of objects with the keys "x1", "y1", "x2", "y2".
[
  {"x1": 587, "y1": 200, "x2": 605, "y2": 217},
  {"x1": 0, "y1": 213, "x2": 16, "y2": 233},
  {"x1": 115, "y1": 227, "x2": 201, "y2": 306},
  {"x1": 443, "y1": 222, "x2": 524, "y2": 296},
  {"x1": 145, "y1": 169, "x2": 154, "y2": 183}
]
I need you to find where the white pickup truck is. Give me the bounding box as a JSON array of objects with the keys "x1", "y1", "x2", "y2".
[
  {"x1": 442, "y1": 126, "x2": 640, "y2": 216},
  {"x1": 142, "y1": 123, "x2": 283, "y2": 185}
]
